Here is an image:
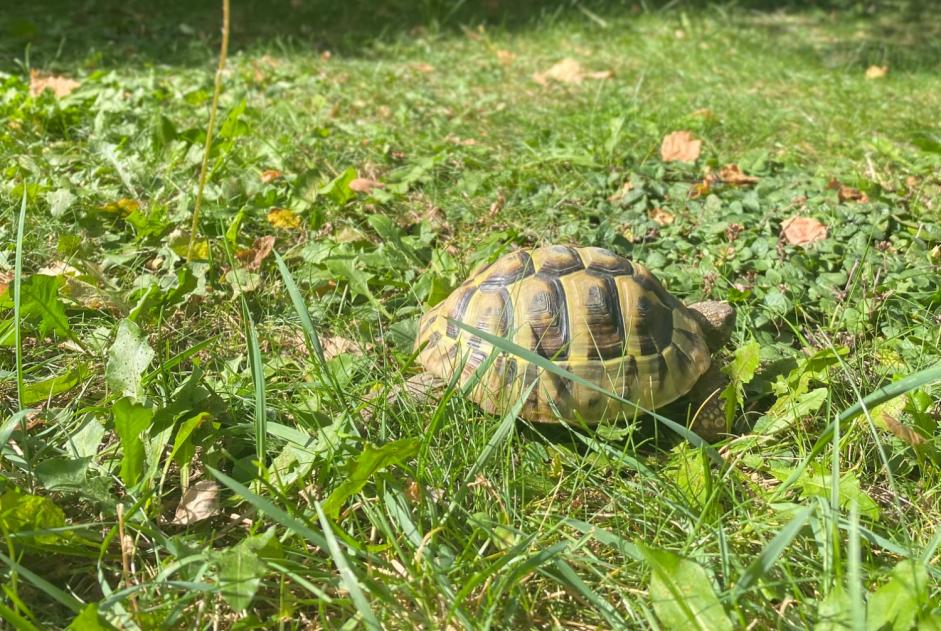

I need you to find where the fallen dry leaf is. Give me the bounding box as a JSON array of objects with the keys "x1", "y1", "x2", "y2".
[
  {"x1": 173, "y1": 480, "x2": 220, "y2": 525},
  {"x1": 689, "y1": 179, "x2": 712, "y2": 199},
  {"x1": 29, "y1": 69, "x2": 80, "y2": 98},
  {"x1": 237, "y1": 235, "x2": 276, "y2": 271},
  {"x1": 322, "y1": 335, "x2": 373, "y2": 360},
  {"x1": 718, "y1": 164, "x2": 759, "y2": 186},
  {"x1": 496, "y1": 49, "x2": 516, "y2": 65},
  {"x1": 660, "y1": 131, "x2": 701, "y2": 162},
  {"x1": 782, "y1": 216, "x2": 827, "y2": 246},
  {"x1": 649, "y1": 207, "x2": 675, "y2": 226},
  {"x1": 260, "y1": 169, "x2": 283, "y2": 183},
  {"x1": 99, "y1": 198, "x2": 141, "y2": 216},
  {"x1": 532, "y1": 58, "x2": 612, "y2": 86},
  {"x1": 608, "y1": 181, "x2": 634, "y2": 203},
  {"x1": 37, "y1": 261, "x2": 82, "y2": 277},
  {"x1": 838, "y1": 185, "x2": 869, "y2": 203},
  {"x1": 349, "y1": 178, "x2": 384, "y2": 194},
  {"x1": 879, "y1": 413, "x2": 926, "y2": 447},
  {"x1": 412, "y1": 63, "x2": 435, "y2": 74},
  {"x1": 267, "y1": 207, "x2": 302, "y2": 229},
  {"x1": 865, "y1": 65, "x2": 888, "y2": 80}
]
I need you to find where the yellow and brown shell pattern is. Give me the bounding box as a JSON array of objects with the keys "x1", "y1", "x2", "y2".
[{"x1": 415, "y1": 245, "x2": 712, "y2": 423}]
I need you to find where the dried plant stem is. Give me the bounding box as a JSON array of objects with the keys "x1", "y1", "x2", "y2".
[{"x1": 187, "y1": 0, "x2": 231, "y2": 260}]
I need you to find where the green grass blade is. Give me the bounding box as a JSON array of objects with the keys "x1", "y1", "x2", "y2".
[
  {"x1": 314, "y1": 501, "x2": 381, "y2": 630},
  {"x1": 13, "y1": 188, "x2": 27, "y2": 410},
  {"x1": 546, "y1": 558, "x2": 627, "y2": 628},
  {"x1": 732, "y1": 505, "x2": 814, "y2": 600},
  {"x1": 847, "y1": 501, "x2": 864, "y2": 631},
  {"x1": 451, "y1": 318, "x2": 723, "y2": 463},
  {"x1": 206, "y1": 466, "x2": 327, "y2": 549},
  {"x1": 0, "y1": 602, "x2": 39, "y2": 631},
  {"x1": 773, "y1": 361, "x2": 941, "y2": 498}
]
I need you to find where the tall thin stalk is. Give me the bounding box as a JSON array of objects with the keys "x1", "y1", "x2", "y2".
[{"x1": 187, "y1": 0, "x2": 231, "y2": 260}]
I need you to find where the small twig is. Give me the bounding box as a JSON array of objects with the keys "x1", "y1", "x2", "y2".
[
  {"x1": 117, "y1": 503, "x2": 138, "y2": 612},
  {"x1": 187, "y1": 0, "x2": 231, "y2": 260}
]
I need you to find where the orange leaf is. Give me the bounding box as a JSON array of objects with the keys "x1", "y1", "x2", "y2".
[
  {"x1": 660, "y1": 131, "x2": 701, "y2": 162},
  {"x1": 29, "y1": 69, "x2": 80, "y2": 98},
  {"x1": 412, "y1": 63, "x2": 435, "y2": 74},
  {"x1": 532, "y1": 58, "x2": 611, "y2": 86},
  {"x1": 267, "y1": 208, "x2": 302, "y2": 229},
  {"x1": 349, "y1": 178, "x2": 384, "y2": 193},
  {"x1": 838, "y1": 185, "x2": 869, "y2": 203},
  {"x1": 719, "y1": 164, "x2": 759, "y2": 186},
  {"x1": 865, "y1": 65, "x2": 888, "y2": 80},
  {"x1": 496, "y1": 50, "x2": 516, "y2": 65},
  {"x1": 608, "y1": 181, "x2": 634, "y2": 203},
  {"x1": 260, "y1": 169, "x2": 283, "y2": 183},
  {"x1": 782, "y1": 216, "x2": 827, "y2": 246},
  {"x1": 237, "y1": 235, "x2": 276, "y2": 271}
]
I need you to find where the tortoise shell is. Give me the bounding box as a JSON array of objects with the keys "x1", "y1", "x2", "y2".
[{"x1": 414, "y1": 245, "x2": 712, "y2": 423}]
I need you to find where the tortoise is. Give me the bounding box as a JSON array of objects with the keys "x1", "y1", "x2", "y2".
[{"x1": 414, "y1": 245, "x2": 736, "y2": 442}]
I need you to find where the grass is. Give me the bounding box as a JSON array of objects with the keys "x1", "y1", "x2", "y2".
[{"x1": 1, "y1": 0, "x2": 941, "y2": 628}]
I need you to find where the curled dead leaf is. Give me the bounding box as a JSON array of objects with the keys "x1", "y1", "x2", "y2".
[
  {"x1": 649, "y1": 207, "x2": 675, "y2": 226},
  {"x1": 260, "y1": 169, "x2": 283, "y2": 183},
  {"x1": 29, "y1": 69, "x2": 81, "y2": 98},
  {"x1": 660, "y1": 131, "x2": 701, "y2": 162},
  {"x1": 879, "y1": 413, "x2": 925, "y2": 447},
  {"x1": 322, "y1": 335, "x2": 373, "y2": 360},
  {"x1": 349, "y1": 178, "x2": 384, "y2": 194},
  {"x1": 267, "y1": 207, "x2": 302, "y2": 229},
  {"x1": 173, "y1": 480, "x2": 220, "y2": 525},
  {"x1": 689, "y1": 179, "x2": 712, "y2": 199},
  {"x1": 532, "y1": 58, "x2": 612, "y2": 86},
  {"x1": 718, "y1": 164, "x2": 759, "y2": 186},
  {"x1": 865, "y1": 65, "x2": 888, "y2": 80},
  {"x1": 838, "y1": 186, "x2": 869, "y2": 203},
  {"x1": 608, "y1": 181, "x2": 634, "y2": 203},
  {"x1": 496, "y1": 49, "x2": 516, "y2": 65},
  {"x1": 237, "y1": 235, "x2": 276, "y2": 271},
  {"x1": 781, "y1": 216, "x2": 827, "y2": 246}
]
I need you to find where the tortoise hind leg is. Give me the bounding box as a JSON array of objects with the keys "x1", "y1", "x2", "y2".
[{"x1": 685, "y1": 363, "x2": 730, "y2": 443}]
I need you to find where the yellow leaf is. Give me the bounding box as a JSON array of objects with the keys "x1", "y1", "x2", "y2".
[
  {"x1": 532, "y1": 58, "x2": 612, "y2": 86},
  {"x1": 99, "y1": 198, "x2": 141, "y2": 215},
  {"x1": 267, "y1": 207, "x2": 302, "y2": 230},
  {"x1": 865, "y1": 65, "x2": 888, "y2": 80},
  {"x1": 649, "y1": 207, "x2": 675, "y2": 226},
  {"x1": 260, "y1": 169, "x2": 283, "y2": 183}
]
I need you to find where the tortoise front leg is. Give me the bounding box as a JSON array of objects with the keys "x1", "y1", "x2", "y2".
[{"x1": 685, "y1": 362, "x2": 730, "y2": 443}]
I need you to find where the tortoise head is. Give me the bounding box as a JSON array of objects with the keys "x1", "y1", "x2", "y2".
[{"x1": 686, "y1": 300, "x2": 736, "y2": 353}]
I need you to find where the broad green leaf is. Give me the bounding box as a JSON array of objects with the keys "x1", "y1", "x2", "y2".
[
  {"x1": 324, "y1": 258, "x2": 390, "y2": 317},
  {"x1": 46, "y1": 188, "x2": 76, "y2": 218},
  {"x1": 67, "y1": 603, "x2": 111, "y2": 630},
  {"x1": 225, "y1": 268, "x2": 261, "y2": 298},
  {"x1": 322, "y1": 438, "x2": 420, "y2": 519},
  {"x1": 0, "y1": 488, "x2": 67, "y2": 545},
  {"x1": 36, "y1": 456, "x2": 90, "y2": 491},
  {"x1": 19, "y1": 274, "x2": 72, "y2": 338},
  {"x1": 754, "y1": 388, "x2": 828, "y2": 435},
  {"x1": 816, "y1": 586, "x2": 852, "y2": 631},
  {"x1": 866, "y1": 560, "x2": 930, "y2": 631},
  {"x1": 105, "y1": 319, "x2": 154, "y2": 400},
  {"x1": 798, "y1": 470, "x2": 880, "y2": 521},
  {"x1": 726, "y1": 339, "x2": 761, "y2": 384},
  {"x1": 638, "y1": 544, "x2": 733, "y2": 631},
  {"x1": 215, "y1": 527, "x2": 282, "y2": 611},
  {"x1": 733, "y1": 505, "x2": 814, "y2": 599},
  {"x1": 169, "y1": 412, "x2": 213, "y2": 466},
  {"x1": 22, "y1": 363, "x2": 91, "y2": 405},
  {"x1": 112, "y1": 398, "x2": 154, "y2": 487},
  {"x1": 318, "y1": 166, "x2": 357, "y2": 205}
]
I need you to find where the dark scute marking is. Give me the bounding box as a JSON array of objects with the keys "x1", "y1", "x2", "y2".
[
  {"x1": 620, "y1": 354, "x2": 638, "y2": 398},
  {"x1": 584, "y1": 271, "x2": 625, "y2": 360},
  {"x1": 656, "y1": 352, "x2": 669, "y2": 387},
  {"x1": 672, "y1": 344, "x2": 693, "y2": 375},
  {"x1": 480, "y1": 251, "x2": 535, "y2": 289},
  {"x1": 523, "y1": 362, "x2": 541, "y2": 410},
  {"x1": 545, "y1": 370, "x2": 576, "y2": 413},
  {"x1": 463, "y1": 348, "x2": 489, "y2": 376},
  {"x1": 587, "y1": 252, "x2": 634, "y2": 276},
  {"x1": 527, "y1": 273, "x2": 569, "y2": 360},
  {"x1": 445, "y1": 286, "x2": 477, "y2": 338},
  {"x1": 635, "y1": 295, "x2": 674, "y2": 354},
  {"x1": 467, "y1": 335, "x2": 484, "y2": 350},
  {"x1": 496, "y1": 356, "x2": 518, "y2": 386},
  {"x1": 537, "y1": 245, "x2": 585, "y2": 277},
  {"x1": 634, "y1": 271, "x2": 681, "y2": 309},
  {"x1": 673, "y1": 327, "x2": 700, "y2": 346},
  {"x1": 425, "y1": 331, "x2": 442, "y2": 349}
]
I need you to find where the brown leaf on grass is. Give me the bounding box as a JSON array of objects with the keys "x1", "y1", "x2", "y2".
[
  {"x1": 688, "y1": 179, "x2": 712, "y2": 199},
  {"x1": 865, "y1": 65, "x2": 888, "y2": 80},
  {"x1": 838, "y1": 186, "x2": 869, "y2": 203},
  {"x1": 349, "y1": 178, "x2": 384, "y2": 193},
  {"x1": 321, "y1": 335, "x2": 373, "y2": 360},
  {"x1": 718, "y1": 164, "x2": 759, "y2": 186},
  {"x1": 496, "y1": 49, "x2": 516, "y2": 65},
  {"x1": 781, "y1": 216, "x2": 827, "y2": 246},
  {"x1": 260, "y1": 169, "x2": 283, "y2": 183},
  {"x1": 608, "y1": 181, "x2": 634, "y2": 203},
  {"x1": 649, "y1": 207, "x2": 675, "y2": 226},
  {"x1": 267, "y1": 207, "x2": 302, "y2": 229},
  {"x1": 412, "y1": 63, "x2": 435, "y2": 74},
  {"x1": 29, "y1": 69, "x2": 80, "y2": 98},
  {"x1": 660, "y1": 131, "x2": 701, "y2": 162},
  {"x1": 532, "y1": 58, "x2": 612, "y2": 86},
  {"x1": 0, "y1": 270, "x2": 12, "y2": 298},
  {"x1": 172, "y1": 480, "x2": 220, "y2": 525},
  {"x1": 236, "y1": 235, "x2": 276, "y2": 271},
  {"x1": 879, "y1": 413, "x2": 926, "y2": 447}
]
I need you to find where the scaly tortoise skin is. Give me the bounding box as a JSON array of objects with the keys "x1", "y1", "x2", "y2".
[{"x1": 415, "y1": 245, "x2": 735, "y2": 440}]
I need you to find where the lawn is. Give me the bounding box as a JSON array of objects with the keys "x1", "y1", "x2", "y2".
[{"x1": 1, "y1": 0, "x2": 941, "y2": 628}]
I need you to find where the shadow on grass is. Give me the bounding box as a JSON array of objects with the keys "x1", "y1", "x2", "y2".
[{"x1": 1, "y1": 0, "x2": 938, "y2": 72}]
